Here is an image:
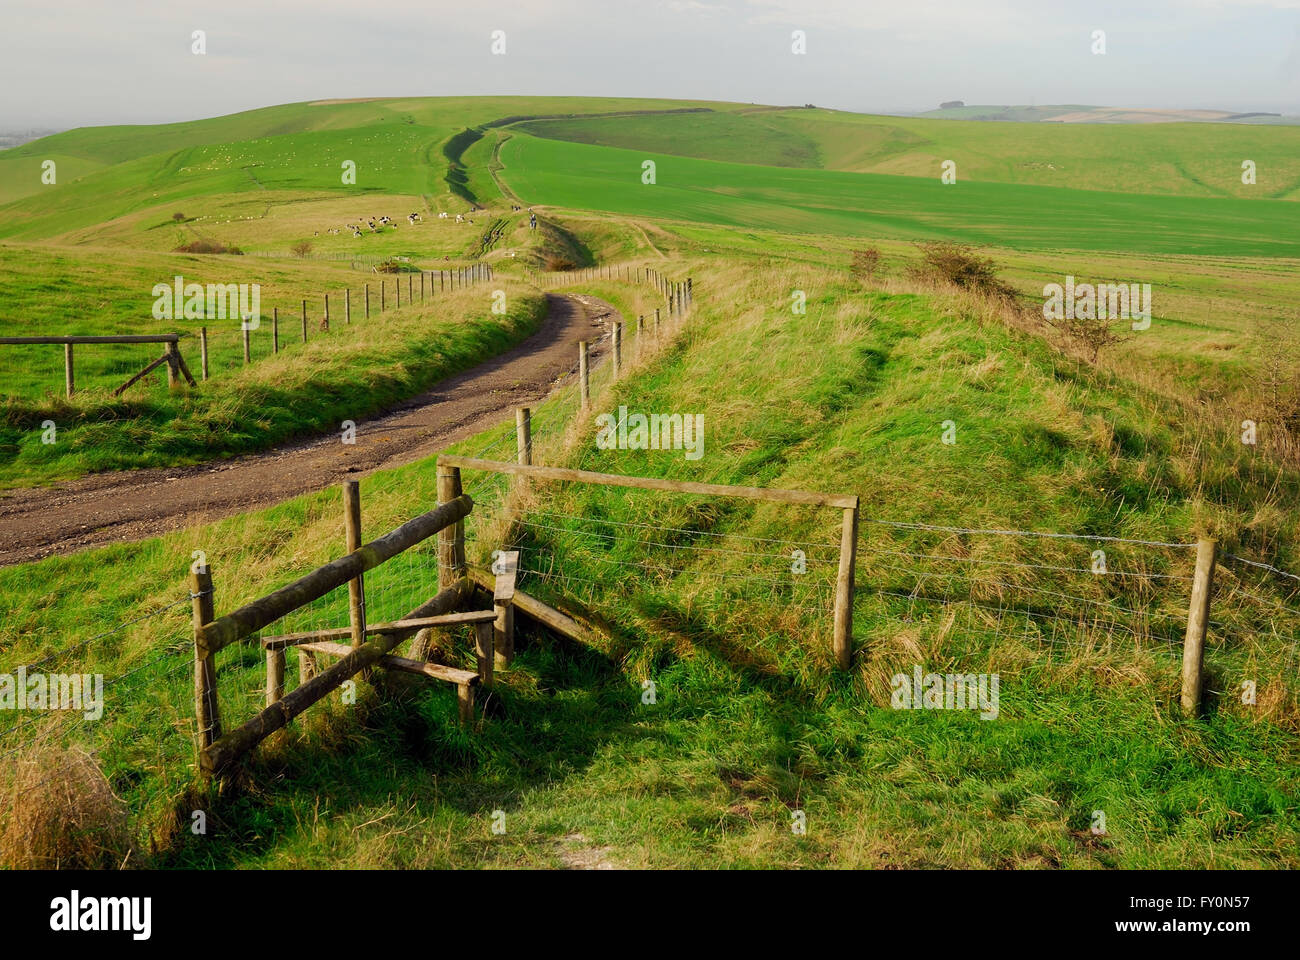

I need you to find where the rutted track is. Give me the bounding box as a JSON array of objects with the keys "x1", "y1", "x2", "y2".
[{"x1": 0, "y1": 294, "x2": 619, "y2": 567}]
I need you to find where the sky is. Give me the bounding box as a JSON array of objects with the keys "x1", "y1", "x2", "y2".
[{"x1": 2, "y1": 0, "x2": 1299, "y2": 128}]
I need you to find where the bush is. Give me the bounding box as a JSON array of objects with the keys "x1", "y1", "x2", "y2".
[
  {"x1": 910, "y1": 242, "x2": 1015, "y2": 300},
  {"x1": 850, "y1": 248, "x2": 881, "y2": 283},
  {"x1": 172, "y1": 212, "x2": 185, "y2": 222},
  {"x1": 544, "y1": 255, "x2": 576, "y2": 272},
  {"x1": 291, "y1": 240, "x2": 313, "y2": 258},
  {"x1": 172, "y1": 239, "x2": 243, "y2": 255}
]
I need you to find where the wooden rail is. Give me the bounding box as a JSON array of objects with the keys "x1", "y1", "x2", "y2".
[
  {"x1": 444, "y1": 457, "x2": 859, "y2": 669},
  {"x1": 437, "y1": 456, "x2": 858, "y2": 509},
  {"x1": 197, "y1": 495, "x2": 473, "y2": 657}
]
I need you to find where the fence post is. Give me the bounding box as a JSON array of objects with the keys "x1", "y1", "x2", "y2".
[
  {"x1": 421, "y1": 272, "x2": 425, "y2": 300},
  {"x1": 833, "y1": 502, "x2": 859, "y2": 670},
  {"x1": 437, "y1": 466, "x2": 466, "y2": 590},
  {"x1": 266, "y1": 647, "x2": 284, "y2": 707},
  {"x1": 345, "y1": 289, "x2": 351, "y2": 325},
  {"x1": 1181, "y1": 537, "x2": 1218, "y2": 717},
  {"x1": 273, "y1": 308, "x2": 279, "y2": 353},
  {"x1": 344, "y1": 480, "x2": 366, "y2": 651},
  {"x1": 408, "y1": 273, "x2": 413, "y2": 303},
  {"x1": 516, "y1": 407, "x2": 532, "y2": 465},
  {"x1": 323, "y1": 293, "x2": 329, "y2": 331},
  {"x1": 301, "y1": 300, "x2": 308, "y2": 343},
  {"x1": 242, "y1": 323, "x2": 251, "y2": 364},
  {"x1": 440, "y1": 271, "x2": 445, "y2": 292},
  {"x1": 365, "y1": 284, "x2": 371, "y2": 319},
  {"x1": 612, "y1": 322, "x2": 622, "y2": 380},
  {"x1": 654, "y1": 307, "x2": 661, "y2": 338},
  {"x1": 299, "y1": 648, "x2": 317, "y2": 686},
  {"x1": 190, "y1": 563, "x2": 222, "y2": 758},
  {"x1": 579, "y1": 341, "x2": 590, "y2": 409},
  {"x1": 635, "y1": 315, "x2": 644, "y2": 358},
  {"x1": 396, "y1": 276, "x2": 400, "y2": 309},
  {"x1": 197, "y1": 328, "x2": 208, "y2": 380},
  {"x1": 165, "y1": 341, "x2": 180, "y2": 389},
  {"x1": 494, "y1": 551, "x2": 519, "y2": 669},
  {"x1": 62, "y1": 343, "x2": 75, "y2": 398},
  {"x1": 474, "y1": 620, "x2": 494, "y2": 690}
]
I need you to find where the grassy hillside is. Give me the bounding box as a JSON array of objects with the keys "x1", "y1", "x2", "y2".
[
  {"x1": 0, "y1": 254, "x2": 545, "y2": 486},
  {"x1": 499, "y1": 133, "x2": 1300, "y2": 256},
  {"x1": 3, "y1": 250, "x2": 1297, "y2": 868},
  {"x1": 519, "y1": 107, "x2": 1300, "y2": 198}
]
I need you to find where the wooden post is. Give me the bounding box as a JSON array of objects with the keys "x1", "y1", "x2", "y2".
[
  {"x1": 833, "y1": 504, "x2": 859, "y2": 670},
  {"x1": 408, "y1": 273, "x2": 413, "y2": 303},
  {"x1": 301, "y1": 300, "x2": 308, "y2": 343},
  {"x1": 164, "y1": 341, "x2": 180, "y2": 389},
  {"x1": 344, "y1": 481, "x2": 365, "y2": 651},
  {"x1": 579, "y1": 341, "x2": 590, "y2": 409},
  {"x1": 298, "y1": 648, "x2": 317, "y2": 685},
  {"x1": 437, "y1": 466, "x2": 466, "y2": 590},
  {"x1": 492, "y1": 551, "x2": 519, "y2": 669},
  {"x1": 474, "y1": 619, "x2": 494, "y2": 689},
  {"x1": 323, "y1": 293, "x2": 330, "y2": 331},
  {"x1": 242, "y1": 325, "x2": 251, "y2": 365},
  {"x1": 199, "y1": 328, "x2": 209, "y2": 380},
  {"x1": 381, "y1": 283, "x2": 386, "y2": 312},
  {"x1": 612, "y1": 322, "x2": 622, "y2": 380},
  {"x1": 440, "y1": 271, "x2": 445, "y2": 292},
  {"x1": 365, "y1": 284, "x2": 370, "y2": 319},
  {"x1": 636, "y1": 315, "x2": 644, "y2": 358},
  {"x1": 273, "y1": 308, "x2": 279, "y2": 353},
  {"x1": 1181, "y1": 537, "x2": 1218, "y2": 717},
  {"x1": 421, "y1": 272, "x2": 425, "y2": 300},
  {"x1": 516, "y1": 407, "x2": 532, "y2": 465},
  {"x1": 345, "y1": 289, "x2": 351, "y2": 324},
  {"x1": 396, "y1": 276, "x2": 400, "y2": 309},
  {"x1": 190, "y1": 564, "x2": 222, "y2": 755},
  {"x1": 654, "y1": 307, "x2": 661, "y2": 338},
  {"x1": 62, "y1": 343, "x2": 74, "y2": 398},
  {"x1": 266, "y1": 648, "x2": 285, "y2": 707}
]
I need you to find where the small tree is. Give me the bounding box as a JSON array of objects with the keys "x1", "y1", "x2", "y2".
[
  {"x1": 1045, "y1": 314, "x2": 1130, "y2": 364},
  {"x1": 172, "y1": 212, "x2": 186, "y2": 222},
  {"x1": 851, "y1": 248, "x2": 881, "y2": 284},
  {"x1": 291, "y1": 240, "x2": 313, "y2": 258}
]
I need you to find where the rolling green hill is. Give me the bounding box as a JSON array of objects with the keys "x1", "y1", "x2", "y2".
[{"x1": 498, "y1": 133, "x2": 1300, "y2": 256}]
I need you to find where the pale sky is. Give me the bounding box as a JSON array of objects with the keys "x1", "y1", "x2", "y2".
[{"x1": 2, "y1": 0, "x2": 1298, "y2": 128}]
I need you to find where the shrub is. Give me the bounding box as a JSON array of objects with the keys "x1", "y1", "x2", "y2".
[
  {"x1": 172, "y1": 239, "x2": 243, "y2": 255},
  {"x1": 850, "y1": 248, "x2": 881, "y2": 283},
  {"x1": 910, "y1": 242, "x2": 1015, "y2": 300},
  {"x1": 172, "y1": 212, "x2": 186, "y2": 222}
]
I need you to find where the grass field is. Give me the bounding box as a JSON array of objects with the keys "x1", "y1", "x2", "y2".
[
  {"x1": 0, "y1": 244, "x2": 545, "y2": 486},
  {"x1": 499, "y1": 133, "x2": 1300, "y2": 257},
  {"x1": 1, "y1": 96, "x2": 1298, "y2": 870}
]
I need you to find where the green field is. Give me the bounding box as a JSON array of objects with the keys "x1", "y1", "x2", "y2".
[
  {"x1": 499, "y1": 133, "x2": 1300, "y2": 256},
  {"x1": 1, "y1": 96, "x2": 1298, "y2": 871}
]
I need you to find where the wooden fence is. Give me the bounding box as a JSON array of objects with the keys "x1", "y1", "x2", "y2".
[
  {"x1": 437, "y1": 452, "x2": 860, "y2": 669},
  {"x1": 189, "y1": 480, "x2": 521, "y2": 776},
  {"x1": 0, "y1": 334, "x2": 196, "y2": 398}
]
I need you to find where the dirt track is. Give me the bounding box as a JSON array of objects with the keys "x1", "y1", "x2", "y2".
[{"x1": 0, "y1": 293, "x2": 618, "y2": 567}]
